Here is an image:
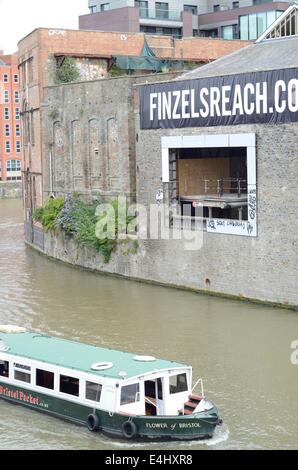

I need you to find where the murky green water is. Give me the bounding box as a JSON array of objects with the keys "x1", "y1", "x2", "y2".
[{"x1": 0, "y1": 199, "x2": 297, "y2": 450}]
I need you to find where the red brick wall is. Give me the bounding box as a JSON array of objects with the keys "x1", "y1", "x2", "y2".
[{"x1": 0, "y1": 54, "x2": 23, "y2": 182}]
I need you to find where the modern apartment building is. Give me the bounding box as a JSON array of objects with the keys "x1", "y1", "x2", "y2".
[
  {"x1": 0, "y1": 53, "x2": 22, "y2": 182},
  {"x1": 79, "y1": 0, "x2": 292, "y2": 39}
]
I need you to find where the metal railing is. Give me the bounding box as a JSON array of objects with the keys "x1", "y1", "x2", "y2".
[
  {"x1": 202, "y1": 178, "x2": 247, "y2": 197},
  {"x1": 145, "y1": 396, "x2": 160, "y2": 415},
  {"x1": 138, "y1": 8, "x2": 182, "y2": 21},
  {"x1": 192, "y1": 377, "x2": 205, "y2": 398}
]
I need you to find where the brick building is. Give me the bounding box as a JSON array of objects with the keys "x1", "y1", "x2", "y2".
[
  {"x1": 26, "y1": 6, "x2": 298, "y2": 307},
  {"x1": 0, "y1": 53, "x2": 22, "y2": 182},
  {"x1": 18, "y1": 27, "x2": 249, "y2": 244}
]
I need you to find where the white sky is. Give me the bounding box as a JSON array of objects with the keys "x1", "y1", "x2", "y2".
[{"x1": 0, "y1": 0, "x2": 88, "y2": 54}]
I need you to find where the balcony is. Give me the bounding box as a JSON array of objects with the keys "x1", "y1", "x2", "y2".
[{"x1": 138, "y1": 8, "x2": 182, "y2": 21}]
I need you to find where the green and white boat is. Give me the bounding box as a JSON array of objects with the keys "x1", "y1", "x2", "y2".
[{"x1": 0, "y1": 326, "x2": 222, "y2": 441}]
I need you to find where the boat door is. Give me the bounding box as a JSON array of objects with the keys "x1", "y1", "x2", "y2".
[{"x1": 144, "y1": 378, "x2": 165, "y2": 416}]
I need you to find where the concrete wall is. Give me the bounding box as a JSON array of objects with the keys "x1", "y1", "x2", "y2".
[{"x1": 0, "y1": 181, "x2": 22, "y2": 198}]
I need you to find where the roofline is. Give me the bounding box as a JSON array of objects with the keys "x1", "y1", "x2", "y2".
[
  {"x1": 134, "y1": 62, "x2": 298, "y2": 87},
  {"x1": 256, "y1": 3, "x2": 298, "y2": 43}
]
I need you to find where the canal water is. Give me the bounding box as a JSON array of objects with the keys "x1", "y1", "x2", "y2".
[{"x1": 0, "y1": 199, "x2": 297, "y2": 450}]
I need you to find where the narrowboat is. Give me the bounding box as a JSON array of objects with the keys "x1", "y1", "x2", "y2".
[{"x1": 0, "y1": 325, "x2": 222, "y2": 441}]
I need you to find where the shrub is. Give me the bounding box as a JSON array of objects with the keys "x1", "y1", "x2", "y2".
[
  {"x1": 34, "y1": 194, "x2": 137, "y2": 263},
  {"x1": 56, "y1": 57, "x2": 80, "y2": 84},
  {"x1": 33, "y1": 197, "x2": 64, "y2": 232}
]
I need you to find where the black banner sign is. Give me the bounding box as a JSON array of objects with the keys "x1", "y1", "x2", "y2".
[{"x1": 140, "y1": 68, "x2": 298, "y2": 129}]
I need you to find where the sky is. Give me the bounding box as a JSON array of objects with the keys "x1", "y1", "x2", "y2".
[{"x1": 0, "y1": 0, "x2": 88, "y2": 54}]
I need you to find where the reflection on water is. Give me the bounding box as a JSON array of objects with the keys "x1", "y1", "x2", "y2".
[{"x1": 0, "y1": 199, "x2": 297, "y2": 450}]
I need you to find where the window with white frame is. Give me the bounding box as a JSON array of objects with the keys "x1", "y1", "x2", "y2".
[
  {"x1": 4, "y1": 90, "x2": 9, "y2": 103},
  {"x1": 16, "y1": 141, "x2": 21, "y2": 153},
  {"x1": 5, "y1": 141, "x2": 11, "y2": 153},
  {"x1": 6, "y1": 159, "x2": 21, "y2": 172},
  {"x1": 13, "y1": 74, "x2": 19, "y2": 83},
  {"x1": 16, "y1": 124, "x2": 21, "y2": 136},
  {"x1": 15, "y1": 108, "x2": 20, "y2": 120},
  {"x1": 14, "y1": 91, "x2": 19, "y2": 104},
  {"x1": 162, "y1": 134, "x2": 257, "y2": 237},
  {"x1": 5, "y1": 124, "x2": 10, "y2": 137},
  {"x1": 3, "y1": 74, "x2": 8, "y2": 83},
  {"x1": 4, "y1": 107, "x2": 9, "y2": 119}
]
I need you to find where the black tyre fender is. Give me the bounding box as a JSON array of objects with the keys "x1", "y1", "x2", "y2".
[
  {"x1": 122, "y1": 420, "x2": 137, "y2": 439},
  {"x1": 87, "y1": 413, "x2": 100, "y2": 432}
]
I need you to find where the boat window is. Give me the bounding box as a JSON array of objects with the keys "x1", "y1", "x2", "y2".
[
  {"x1": 0, "y1": 360, "x2": 9, "y2": 378},
  {"x1": 59, "y1": 374, "x2": 79, "y2": 397},
  {"x1": 121, "y1": 383, "x2": 140, "y2": 405},
  {"x1": 169, "y1": 373, "x2": 188, "y2": 394},
  {"x1": 85, "y1": 381, "x2": 102, "y2": 402},
  {"x1": 14, "y1": 370, "x2": 31, "y2": 383},
  {"x1": 36, "y1": 369, "x2": 54, "y2": 390},
  {"x1": 157, "y1": 378, "x2": 163, "y2": 400}
]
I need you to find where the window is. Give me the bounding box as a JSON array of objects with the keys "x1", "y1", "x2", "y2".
[
  {"x1": 16, "y1": 124, "x2": 21, "y2": 137},
  {"x1": 14, "y1": 91, "x2": 19, "y2": 104},
  {"x1": 89, "y1": 4, "x2": 97, "y2": 13},
  {"x1": 59, "y1": 374, "x2": 79, "y2": 396},
  {"x1": 135, "y1": 0, "x2": 148, "y2": 18},
  {"x1": 5, "y1": 141, "x2": 11, "y2": 153},
  {"x1": 4, "y1": 91, "x2": 9, "y2": 103},
  {"x1": 85, "y1": 381, "x2": 102, "y2": 402},
  {"x1": 16, "y1": 141, "x2": 21, "y2": 153},
  {"x1": 14, "y1": 363, "x2": 31, "y2": 383},
  {"x1": 6, "y1": 160, "x2": 21, "y2": 172},
  {"x1": 0, "y1": 360, "x2": 9, "y2": 378},
  {"x1": 240, "y1": 10, "x2": 282, "y2": 40},
  {"x1": 184, "y1": 5, "x2": 198, "y2": 15},
  {"x1": 213, "y1": 5, "x2": 220, "y2": 12},
  {"x1": 156, "y1": 2, "x2": 169, "y2": 19},
  {"x1": 5, "y1": 124, "x2": 10, "y2": 137},
  {"x1": 222, "y1": 24, "x2": 239, "y2": 39},
  {"x1": 233, "y1": 1, "x2": 239, "y2": 8},
  {"x1": 121, "y1": 383, "x2": 140, "y2": 405},
  {"x1": 3, "y1": 74, "x2": 8, "y2": 83},
  {"x1": 4, "y1": 107, "x2": 9, "y2": 120},
  {"x1": 13, "y1": 74, "x2": 19, "y2": 83},
  {"x1": 193, "y1": 29, "x2": 198, "y2": 37},
  {"x1": 36, "y1": 369, "x2": 54, "y2": 390},
  {"x1": 14, "y1": 370, "x2": 31, "y2": 383},
  {"x1": 169, "y1": 373, "x2": 188, "y2": 394},
  {"x1": 100, "y1": 3, "x2": 110, "y2": 11},
  {"x1": 15, "y1": 108, "x2": 20, "y2": 120}
]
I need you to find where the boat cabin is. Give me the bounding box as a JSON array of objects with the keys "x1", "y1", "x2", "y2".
[{"x1": 0, "y1": 330, "x2": 193, "y2": 417}]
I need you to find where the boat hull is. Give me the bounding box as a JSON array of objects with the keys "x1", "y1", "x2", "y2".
[{"x1": 0, "y1": 381, "x2": 220, "y2": 441}]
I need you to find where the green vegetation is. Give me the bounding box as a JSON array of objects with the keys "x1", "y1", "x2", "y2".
[
  {"x1": 33, "y1": 194, "x2": 137, "y2": 263},
  {"x1": 108, "y1": 64, "x2": 126, "y2": 78},
  {"x1": 33, "y1": 197, "x2": 64, "y2": 232},
  {"x1": 56, "y1": 57, "x2": 80, "y2": 84}
]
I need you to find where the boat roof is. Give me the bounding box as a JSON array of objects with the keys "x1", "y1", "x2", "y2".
[{"x1": 0, "y1": 332, "x2": 188, "y2": 380}]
